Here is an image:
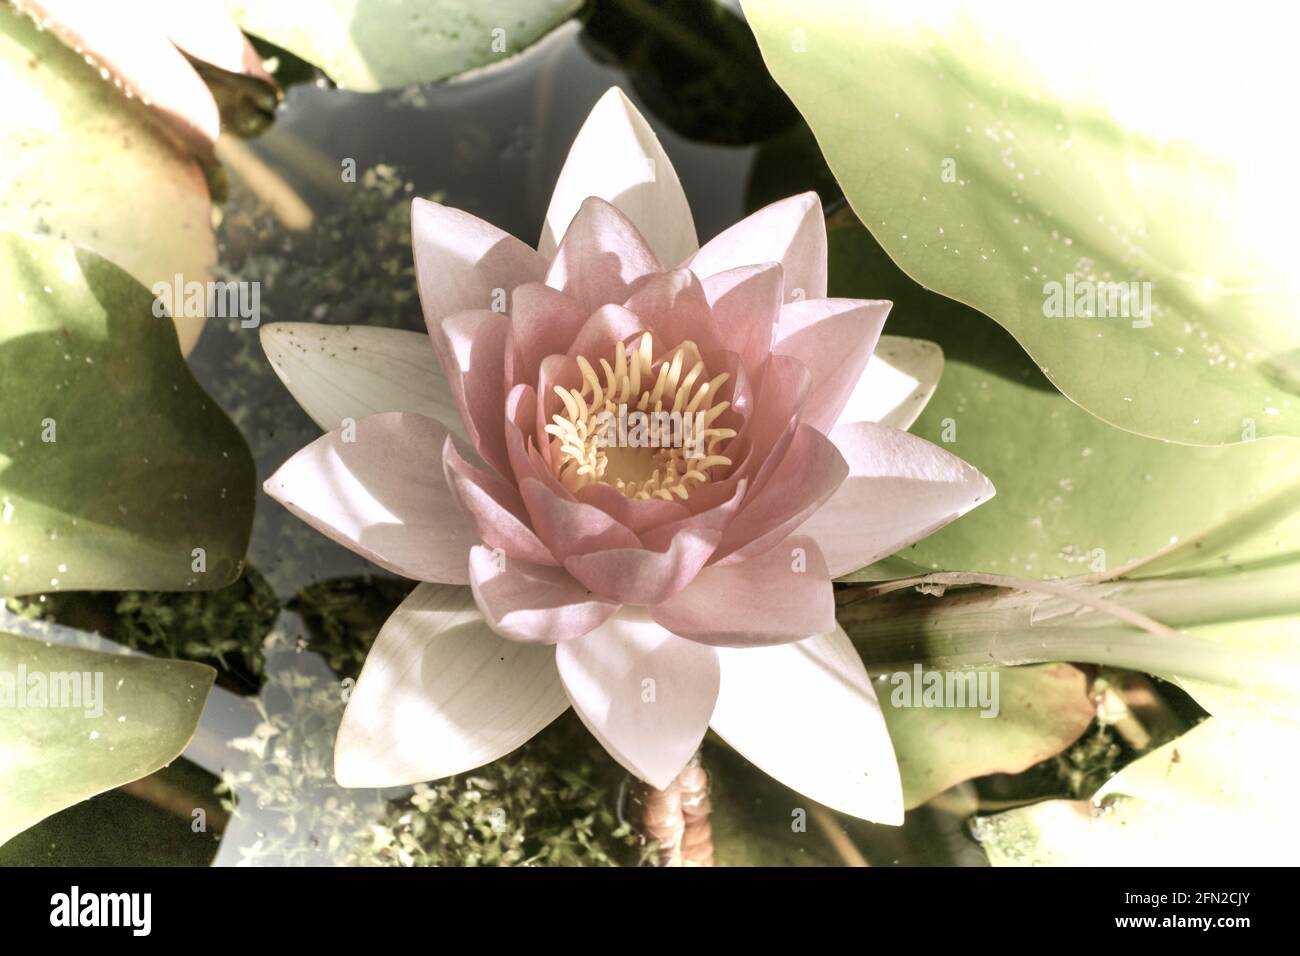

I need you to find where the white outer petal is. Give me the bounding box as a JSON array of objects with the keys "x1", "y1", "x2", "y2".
[
  {"x1": 539, "y1": 87, "x2": 698, "y2": 266},
  {"x1": 260, "y1": 322, "x2": 465, "y2": 439},
  {"x1": 555, "y1": 608, "x2": 718, "y2": 789},
  {"x1": 709, "y1": 626, "x2": 905, "y2": 824},
  {"x1": 799, "y1": 421, "x2": 995, "y2": 578},
  {"x1": 334, "y1": 583, "x2": 569, "y2": 787},
  {"x1": 837, "y1": 335, "x2": 944, "y2": 431}
]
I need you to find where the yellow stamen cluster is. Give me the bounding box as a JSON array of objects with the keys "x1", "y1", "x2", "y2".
[{"x1": 545, "y1": 333, "x2": 736, "y2": 500}]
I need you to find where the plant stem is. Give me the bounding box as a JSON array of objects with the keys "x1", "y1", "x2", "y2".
[
  {"x1": 809, "y1": 804, "x2": 869, "y2": 867},
  {"x1": 839, "y1": 562, "x2": 1300, "y2": 692},
  {"x1": 628, "y1": 752, "x2": 714, "y2": 866}
]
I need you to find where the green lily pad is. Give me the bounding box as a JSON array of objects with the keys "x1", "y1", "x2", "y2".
[
  {"x1": 971, "y1": 717, "x2": 1299, "y2": 865},
  {"x1": 224, "y1": 0, "x2": 582, "y2": 91},
  {"x1": 0, "y1": 6, "x2": 216, "y2": 354},
  {"x1": 1174, "y1": 616, "x2": 1300, "y2": 726},
  {"x1": 873, "y1": 663, "x2": 1093, "y2": 809},
  {"x1": 747, "y1": 1, "x2": 1300, "y2": 444},
  {"x1": 0, "y1": 233, "x2": 256, "y2": 596},
  {"x1": 829, "y1": 219, "x2": 1300, "y2": 581},
  {"x1": 0, "y1": 630, "x2": 215, "y2": 846}
]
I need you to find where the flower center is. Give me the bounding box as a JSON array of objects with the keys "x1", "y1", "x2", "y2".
[{"x1": 546, "y1": 333, "x2": 735, "y2": 500}]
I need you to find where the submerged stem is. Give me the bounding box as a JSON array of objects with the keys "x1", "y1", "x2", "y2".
[{"x1": 628, "y1": 752, "x2": 714, "y2": 867}]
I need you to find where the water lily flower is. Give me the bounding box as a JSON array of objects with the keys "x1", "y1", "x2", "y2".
[{"x1": 262, "y1": 88, "x2": 993, "y2": 823}]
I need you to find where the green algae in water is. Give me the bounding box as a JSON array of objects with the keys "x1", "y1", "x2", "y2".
[
  {"x1": 350, "y1": 715, "x2": 644, "y2": 867},
  {"x1": 5, "y1": 570, "x2": 279, "y2": 693},
  {"x1": 291, "y1": 575, "x2": 415, "y2": 680}
]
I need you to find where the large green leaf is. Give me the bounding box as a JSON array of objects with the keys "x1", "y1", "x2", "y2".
[
  {"x1": 0, "y1": 6, "x2": 216, "y2": 354},
  {"x1": 224, "y1": 0, "x2": 582, "y2": 91},
  {"x1": 829, "y1": 220, "x2": 1300, "y2": 580},
  {"x1": 971, "y1": 717, "x2": 1300, "y2": 865},
  {"x1": 1175, "y1": 616, "x2": 1300, "y2": 726},
  {"x1": 746, "y1": 0, "x2": 1300, "y2": 445},
  {"x1": 0, "y1": 630, "x2": 215, "y2": 846},
  {"x1": 874, "y1": 663, "x2": 1093, "y2": 809},
  {"x1": 0, "y1": 234, "x2": 256, "y2": 596}
]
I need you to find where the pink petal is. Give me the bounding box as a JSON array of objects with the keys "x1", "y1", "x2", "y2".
[
  {"x1": 442, "y1": 437, "x2": 556, "y2": 566},
  {"x1": 694, "y1": 346, "x2": 751, "y2": 428},
  {"x1": 509, "y1": 282, "x2": 587, "y2": 385},
  {"x1": 469, "y1": 546, "x2": 619, "y2": 644},
  {"x1": 503, "y1": 383, "x2": 537, "y2": 459},
  {"x1": 574, "y1": 482, "x2": 691, "y2": 535},
  {"x1": 555, "y1": 610, "x2": 719, "y2": 789},
  {"x1": 264, "y1": 412, "x2": 477, "y2": 584},
  {"x1": 504, "y1": 384, "x2": 578, "y2": 504},
  {"x1": 566, "y1": 304, "x2": 646, "y2": 360},
  {"x1": 700, "y1": 263, "x2": 784, "y2": 379},
  {"x1": 798, "y1": 421, "x2": 996, "y2": 577},
  {"x1": 441, "y1": 309, "x2": 512, "y2": 476},
  {"x1": 519, "y1": 478, "x2": 640, "y2": 559},
  {"x1": 726, "y1": 354, "x2": 811, "y2": 488},
  {"x1": 774, "y1": 298, "x2": 892, "y2": 433},
  {"x1": 685, "y1": 192, "x2": 827, "y2": 301},
  {"x1": 653, "y1": 535, "x2": 835, "y2": 646},
  {"x1": 717, "y1": 424, "x2": 847, "y2": 563},
  {"x1": 539, "y1": 87, "x2": 698, "y2": 267},
  {"x1": 669, "y1": 467, "x2": 747, "y2": 516},
  {"x1": 563, "y1": 529, "x2": 721, "y2": 605},
  {"x1": 503, "y1": 383, "x2": 551, "y2": 482},
  {"x1": 412, "y1": 199, "x2": 545, "y2": 333},
  {"x1": 527, "y1": 440, "x2": 573, "y2": 501},
  {"x1": 534, "y1": 353, "x2": 585, "y2": 470},
  {"x1": 622, "y1": 269, "x2": 715, "y2": 352},
  {"x1": 639, "y1": 478, "x2": 747, "y2": 551},
  {"x1": 544, "y1": 197, "x2": 662, "y2": 314}
]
